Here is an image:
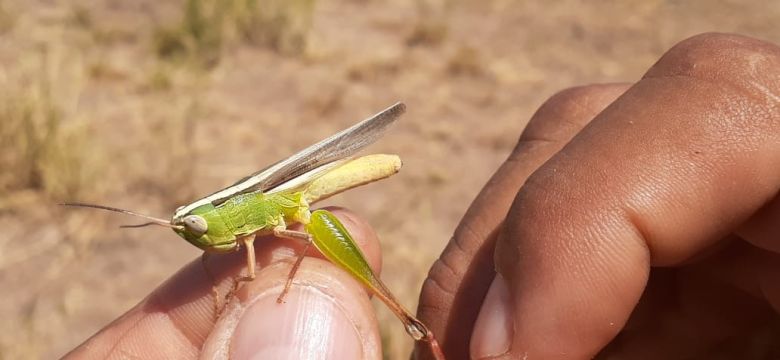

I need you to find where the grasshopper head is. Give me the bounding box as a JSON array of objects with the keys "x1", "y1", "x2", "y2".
[{"x1": 171, "y1": 210, "x2": 238, "y2": 253}]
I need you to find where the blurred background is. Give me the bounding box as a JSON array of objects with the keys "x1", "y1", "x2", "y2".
[{"x1": 0, "y1": 0, "x2": 778, "y2": 358}]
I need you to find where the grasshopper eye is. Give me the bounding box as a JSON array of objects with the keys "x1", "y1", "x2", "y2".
[{"x1": 182, "y1": 215, "x2": 207, "y2": 236}]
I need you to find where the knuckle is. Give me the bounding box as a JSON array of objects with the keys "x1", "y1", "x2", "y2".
[
  {"x1": 420, "y1": 244, "x2": 464, "y2": 301},
  {"x1": 418, "y1": 230, "x2": 479, "y2": 313},
  {"x1": 421, "y1": 260, "x2": 456, "y2": 299},
  {"x1": 546, "y1": 84, "x2": 616, "y2": 110},
  {"x1": 529, "y1": 85, "x2": 604, "y2": 128},
  {"x1": 643, "y1": 32, "x2": 780, "y2": 140},
  {"x1": 520, "y1": 84, "x2": 628, "y2": 147},
  {"x1": 648, "y1": 32, "x2": 780, "y2": 94},
  {"x1": 418, "y1": 260, "x2": 456, "y2": 317}
]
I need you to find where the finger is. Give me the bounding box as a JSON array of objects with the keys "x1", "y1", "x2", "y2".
[
  {"x1": 63, "y1": 207, "x2": 383, "y2": 359},
  {"x1": 416, "y1": 83, "x2": 630, "y2": 359},
  {"x1": 473, "y1": 33, "x2": 780, "y2": 359}
]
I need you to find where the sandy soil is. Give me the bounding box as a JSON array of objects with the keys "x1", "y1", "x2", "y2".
[{"x1": 0, "y1": 0, "x2": 778, "y2": 358}]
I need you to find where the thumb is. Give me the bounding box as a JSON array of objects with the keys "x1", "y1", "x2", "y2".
[{"x1": 200, "y1": 259, "x2": 382, "y2": 359}]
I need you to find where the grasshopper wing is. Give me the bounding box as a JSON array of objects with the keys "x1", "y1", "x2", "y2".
[{"x1": 174, "y1": 102, "x2": 404, "y2": 218}]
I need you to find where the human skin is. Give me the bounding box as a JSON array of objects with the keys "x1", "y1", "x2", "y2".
[
  {"x1": 65, "y1": 32, "x2": 779, "y2": 360},
  {"x1": 416, "y1": 32, "x2": 780, "y2": 359}
]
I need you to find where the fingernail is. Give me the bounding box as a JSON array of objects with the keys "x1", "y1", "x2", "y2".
[
  {"x1": 471, "y1": 274, "x2": 513, "y2": 359},
  {"x1": 231, "y1": 286, "x2": 363, "y2": 360}
]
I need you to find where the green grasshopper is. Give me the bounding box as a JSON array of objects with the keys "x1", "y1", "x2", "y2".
[{"x1": 64, "y1": 103, "x2": 445, "y2": 359}]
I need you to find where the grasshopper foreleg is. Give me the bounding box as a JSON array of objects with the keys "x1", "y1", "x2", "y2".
[
  {"x1": 200, "y1": 252, "x2": 221, "y2": 321},
  {"x1": 236, "y1": 234, "x2": 257, "y2": 283},
  {"x1": 220, "y1": 234, "x2": 258, "y2": 315},
  {"x1": 272, "y1": 226, "x2": 313, "y2": 303}
]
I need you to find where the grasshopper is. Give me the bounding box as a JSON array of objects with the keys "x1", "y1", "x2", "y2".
[{"x1": 64, "y1": 103, "x2": 445, "y2": 359}]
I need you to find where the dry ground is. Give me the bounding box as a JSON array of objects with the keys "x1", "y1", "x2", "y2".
[{"x1": 0, "y1": 0, "x2": 778, "y2": 359}]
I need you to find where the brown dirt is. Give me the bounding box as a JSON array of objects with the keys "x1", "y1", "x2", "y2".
[{"x1": 0, "y1": 0, "x2": 778, "y2": 359}]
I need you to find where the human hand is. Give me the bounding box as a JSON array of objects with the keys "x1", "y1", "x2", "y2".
[
  {"x1": 416, "y1": 33, "x2": 780, "y2": 359},
  {"x1": 63, "y1": 208, "x2": 387, "y2": 359}
]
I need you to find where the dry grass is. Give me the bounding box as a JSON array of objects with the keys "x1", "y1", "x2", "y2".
[
  {"x1": 446, "y1": 45, "x2": 483, "y2": 76},
  {"x1": 406, "y1": 0, "x2": 450, "y2": 46},
  {"x1": 154, "y1": 0, "x2": 316, "y2": 67},
  {"x1": 0, "y1": 44, "x2": 101, "y2": 202},
  {"x1": 153, "y1": 0, "x2": 224, "y2": 67},
  {"x1": 0, "y1": 35, "x2": 107, "y2": 359},
  {"x1": 230, "y1": 0, "x2": 316, "y2": 54}
]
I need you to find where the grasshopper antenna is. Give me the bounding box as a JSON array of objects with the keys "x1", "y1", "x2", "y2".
[
  {"x1": 60, "y1": 202, "x2": 183, "y2": 230},
  {"x1": 120, "y1": 222, "x2": 167, "y2": 229}
]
